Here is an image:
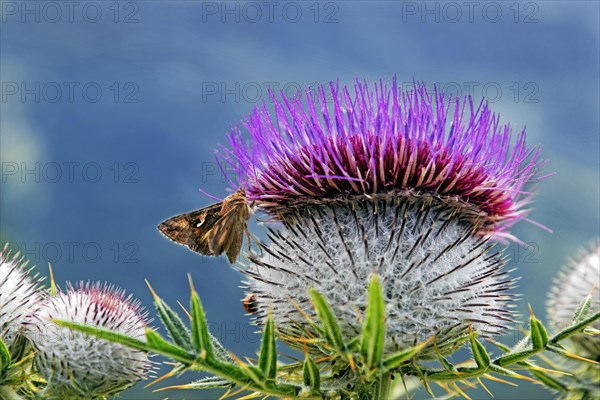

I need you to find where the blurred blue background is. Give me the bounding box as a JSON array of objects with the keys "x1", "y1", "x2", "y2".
[{"x1": 1, "y1": 1, "x2": 598, "y2": 399}]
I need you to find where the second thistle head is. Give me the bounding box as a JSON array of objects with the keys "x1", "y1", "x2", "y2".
[
  {"x1": 548, "y1": 240, "x2": 600, "y2": 360},
  {"x1": 27, "y1": 282, "x2": 152, "y2": 399},
  {"x1": 0, "y1": 244, "x2": 44, "y2": 351},
  {"x1": 218, "y1": 78, "x2": 545, "y2": 352}
]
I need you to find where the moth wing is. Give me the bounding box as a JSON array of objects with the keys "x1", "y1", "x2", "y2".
[
  {"x1": 224, "y1": 218, "x2": 246, "y2": 264},
  {"x1": 157, "y1": 202, "x2": 223, "y2": 255},
  {"x1": 206, "y1": 207, "x2": 246, "y2": 263}
]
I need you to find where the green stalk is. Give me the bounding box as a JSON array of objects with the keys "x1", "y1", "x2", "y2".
[{"x1": 373, "y1": 372, "x2": 393, "y2": 400}]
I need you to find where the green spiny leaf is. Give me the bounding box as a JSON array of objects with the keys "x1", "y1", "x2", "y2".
[
  {"x1": 303, "y1": 354, "x2": 320, "y2": 392},
  {"x1": 410, "y1": 362, "x2": 433, "y2": 396},
  {"x1": 382, "y1": 339, "x2": 429, "y2": 371},
  {"x1": 240, "y1": 363, "x2": 267, "y2": 387},
  {"x1": 55, "y1": 320, "x2": 150, "y2": 351},
  {"x1": 495, "y1": 309, "x2": 549, "y2": 367},
  {"x1": 551, "y1": 311, "x2": 600, "y2": 344},
  {"x1": 361, "y1": 274, "x2": 385, "y2": 370},
  {"x1": 438, "y1": 355, "x2": 454, "y2": 371},
  {"x1": 469, "y1": 330, "x2": 490, "y2": 369},
  {"x1": 426, "y1": 366, "x2": 483, "y2": 380},
  {"x1": 209, "y1": 333, "x2": 235, "y2": 363},
  {"x1": 347, "y1": 336, "x2": 361, "y2": 352},
  {"x1": 145, "y1": 329, "x2": 195, "y2": 364},
  {"x1": 546, "y1": 344, "x2": 600, "y2": 365},
  {"x1": 0, "y1": 336, "x2": 10, "y2": 377},
  {"x1": 170, "y1": 375, "x2": 234, "y2": 390},
  {"x1": 583, "y1": 327, "x2": 600, "y2": 335},
  {"x1": 199, "y1": 355, "x2": 253, "y2": 384},
  {"x1": 48, "y1": 263, "x2": 57, "y2": 297},
  {"x1": 528, "y1": 369, "x2": 568, "y2": 392},
  {"x1": 486, "y1": 338, "x2": 511, "y2": 353},
  {"x1": 147, "y1": 281, "x2": 193, "y2": 352},
  {"x1": 309, "y1": 289, "x2": 347, "y2": 355},
  {"x1": 189, "y1": 278, "x2": 214, "y2": 360},
  {"x1": 495, "y1": 349, "x2": 538, "y2": 367},
  {"x1": 258, "y1": 314, "x2": 277, "y2": 380},
  {"x1": 489, "y1": 363, "x2": 534, "y2": 380},
  {"x1": 529, "y1": 308, "x2": 548, "y2": 350},
  {"x1": 198, "y1": 353, "x2": 302, "y2": 398},
  {"x1": 572, "y1": 288, "x2": 595, "y2": 324}
]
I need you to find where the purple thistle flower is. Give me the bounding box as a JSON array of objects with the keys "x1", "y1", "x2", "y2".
[
  {"x1": 218, "y1": 78, "x2": 544, "y2": 238},
  {"x1": 215, "y1": 78, "x2": 546, "y2": 353}
]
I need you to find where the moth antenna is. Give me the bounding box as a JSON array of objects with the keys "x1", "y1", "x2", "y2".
[{"x1": 198, "y1": 188, "x2": 223, "y2": 202}]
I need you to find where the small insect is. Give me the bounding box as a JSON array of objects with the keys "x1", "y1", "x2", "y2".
[
  {"x1": 158, "y1": 188, "x2": 252, "y2": 264},
  {"x1": 242, "y1": 293, "x2": 258, "y2": 314}
]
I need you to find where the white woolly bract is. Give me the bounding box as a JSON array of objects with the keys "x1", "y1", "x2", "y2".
[
  {"x1": 548, "y1": 241, "x2": 600, "y2": 359},
  {"x1": 0, "y1": 244, "x2": 43, "y2": 348},
  {"x1": 244, "y1": 196, "x2": 513, "y2": 351},
  {"x1": 28, "y1": 282, "x2": 151, "y2": 400}
]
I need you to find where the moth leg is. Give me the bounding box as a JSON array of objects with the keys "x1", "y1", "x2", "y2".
[
  {"x1": 252, "y1": 207, "x2": 279, "y2": 224},
  {"x1": 245, "y1": 226, "x2": 252, "y2": 252}
]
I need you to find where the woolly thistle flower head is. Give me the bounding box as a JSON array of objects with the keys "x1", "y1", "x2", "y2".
[
  {"x1": 218, "y1": 78, "x2": 544, "y2": 352},
  {"x1": 0, "y1": 244, "x2": 44, "y2": 349},
  {"x1": 28, "y1": 282, "x2": 152, "y2": 399},
  {"x1": 548, "y1": 240, "x2": 600, "y2": 361},
  {"x1": 220, "y1": 78, "x2": 544, "y2": 238}
]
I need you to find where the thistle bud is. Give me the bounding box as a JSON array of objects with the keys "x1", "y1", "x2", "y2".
[
  {"x1": 0, "y1": 244, "x2": 43, "y2": 349},
  {"x1": 548, "y1": 240, "x2": 600, "y2": 360},
  {"x1": 28, "y1": 282, "x2": 152, "y2": 399}
]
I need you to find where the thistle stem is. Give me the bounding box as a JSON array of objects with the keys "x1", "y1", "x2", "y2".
[
  {"x1": 0, "y1": 386, "x2": 26, "y2": 400},
  {"x1": 373, "y1": 372, "x2": 393, "y2": 400}
]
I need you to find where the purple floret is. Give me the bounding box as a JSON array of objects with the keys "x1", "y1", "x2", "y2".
[{"x1": 216, "y1": 78, "x2": 545, "y2": 237}]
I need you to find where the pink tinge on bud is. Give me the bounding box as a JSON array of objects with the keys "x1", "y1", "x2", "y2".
[{"x1": 28, "y1": 282, "x2": 152, "y2": 400}]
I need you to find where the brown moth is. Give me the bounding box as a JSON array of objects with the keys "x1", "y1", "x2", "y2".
[{"x1": 158, "y1": 188, "x2": 252, "y2": 263}]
